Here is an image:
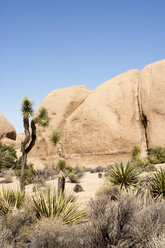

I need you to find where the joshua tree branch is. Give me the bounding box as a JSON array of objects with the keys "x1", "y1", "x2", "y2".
[{"x1": 25, "y1": 119, "x2": 36, "y2": 153}]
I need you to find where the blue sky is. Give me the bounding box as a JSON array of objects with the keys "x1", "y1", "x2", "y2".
[{"x1": 0, "y1": 0, "x2": 165, "y2": 133}]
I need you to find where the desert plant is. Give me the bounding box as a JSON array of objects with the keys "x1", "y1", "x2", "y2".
[
  {"x1": 95, "y1": 166, "x2": 104, "y2": 172},
  {"x1": 86, "y1": 194, "x2": 165, "y2": 248},
  {"x1": 14, "y1": 158, "x2": 36, "y2": 184},
  {"x1": 73, "y1": 184, "x2": 83, "y2": 193},
  {"x1": 50, "y1": 130, "x2": 60, "y2": 145},
  {"x1": 108, "y1": 162, "x2": 139, "y2": 189},
  {"x1": 148, "y1": 147, "x2": 165, "y2": 164},
  {"x1": 20, "y1": 97, "x2": 50, "y2": 193},
  {"x1": 132, "y1": 144, "x2": 141, "y2": 161},
  {"x1": 131, "y1": 158, "x2": 156, "y2": 173},
  {"x1": 50, "y1": 129, "x2": 66, "y2": 194},
  {"x1": 68, "y1": 173, "x2": 79, "y2": 183},
  {"x1": 57, "y1": 158, "x2": 66, "y2": 172},
  {"x1": 32, "y1": 187, "x2": 87, "y2": 224},
  {"x1": 3, "y1": 171, "x2": 13, "y2": 183},
  {"x1": 74, "y1": 165, "x2": 84, "y2": 178},
  {"x1": 0, "y1": 187, "x2": 24, "y2": 215},
  {"x1": 0, "y1": 142, "x2": 17, "y2": 169},
  {"x1": 151, "y1": 168, "x2": 165, "y2": 198}
]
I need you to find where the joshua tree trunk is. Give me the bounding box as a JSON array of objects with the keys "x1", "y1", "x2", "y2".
[
  {"x1": 57, "y1": 143, "x2": 65, "y2": 195},
  {"x1": 58, "y1": 171, "x2": 65, "y2": 195},
  {"x1": 20, "y1": 119, "x2": 36, "y2": 193}
]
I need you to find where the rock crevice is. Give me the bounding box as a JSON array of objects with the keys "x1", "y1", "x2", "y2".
[{"x1": 136, "y1": 78, "x2": 149, "y2": 156}]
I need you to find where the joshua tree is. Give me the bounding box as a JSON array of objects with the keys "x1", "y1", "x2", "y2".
[
  {"x1": 20, "y1": 97, "x2": 50, "y2": 193},
  {"x1": 50, "y1": 130, "x2": 66, "y2": 194}
]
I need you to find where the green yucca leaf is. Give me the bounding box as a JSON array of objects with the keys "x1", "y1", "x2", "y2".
[
  {"x1": 50, "y1": 130, "x2": 60, "y2": 146},
  {"x1": 33, "y1": 188, "x2": 87, "y2": 224},
  {"x1": 108, "y1": 162, "x2": 139, "y2": 189},
  {"x1": 21, "y1": 97, "x2": 33, "y2": 119},
  {"x1": 0, "y1": 187, "x2": 24, "y2": 216},
  {"x1": 36, "y1": 107, "x2": 50, "y2": 127},
  {"x1": 151, "y1": 169, "x2": 165, "y2": 197}
]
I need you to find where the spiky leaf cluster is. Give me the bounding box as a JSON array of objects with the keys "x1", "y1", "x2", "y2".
[
  {"x1": 33, "y1": 187, "x2": 87, "y2": 224},
  {"x1": 151, "y1": 168, "x2": 165, "y2": 197},
  {"x1": 21, "y1": 97, "x2": 33, "y2": 119},
  {"x1": 57, "y1": 158, "x2": 66, "y2": 172},
  {"x1": 108, "y1": 162, "x2": 139, "y2": 189},
  {"x1": 36, "y1": 107, "x2": 50, "y2": 127},
  {"x1": 0, "y1": 187, "x2": 24, "y2": 215},
  {"x1": 50, "y1": 130, "x2": 60, "y2": 146}
]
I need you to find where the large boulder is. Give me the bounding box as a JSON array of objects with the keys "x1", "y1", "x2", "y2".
[
  {"x1": 29, "y1": 85, "x2": 90, "y2": 158},
  {"x1": 139, "y1": 60, "x2": 165, "y2": 149},
  {"x1": 64, "y1": 69, "x2": 143, "y2": 155},
  {"x1": 0, "y1": 113, "x2": 16, "y2": 140},
  {"x1": 29, "y1": 59, "x2": 165, "y2": 165}
]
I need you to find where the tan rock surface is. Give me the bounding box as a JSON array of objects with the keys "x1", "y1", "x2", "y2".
[
  {"x1": 139, "y1": 59, "x2": 165, "y2": 149},
  {"x1": 29, "y1": 85, "x2": 91, "y2": 159},
  {"x1": 0, "y1": 113, "x2": 16, "y2": 140},
  {"x1": 26, "y1": 59, "x2": 165, "y2": 165},
  {"x1": 64, "y1": 69, "x2": 143, "y2": 156}
]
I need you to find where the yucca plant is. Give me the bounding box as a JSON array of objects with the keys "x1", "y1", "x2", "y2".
[
  {"x1": 108, "y1": 162, "x2": 139, "y2": 189},
  {"x1": 151, "y1": 168, "x2": 165, "y2": 198},
  {"x1": 33, "y1": 187, "x2": 87, "y2": 224},
  {"x1": 0, "y1": 187, "x2": 24, "y2": 215},
  {"x1": 122, "y1": 186, "x2": 153, "y2": 205},
  {"x1": 50, "y1": 130, "x2": 60, "y2": 146}
]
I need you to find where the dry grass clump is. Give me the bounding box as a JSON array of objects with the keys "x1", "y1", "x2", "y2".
[
  {"x1": 29, "y1": 218, "x2": 87, "y2": 248},
  {"x1": 84, "y1": 193, "x2": 165, "y2": 248}
]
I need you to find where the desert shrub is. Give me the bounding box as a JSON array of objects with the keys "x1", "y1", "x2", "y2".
[
  {"x1": 28, "y1": 218, "x2": 88, "y2": 248},
  {"x1": 14, "y1": 157, "x2": 36, "y2": 184},
  {"x1": 74, "y1": 165, "x2": 84, "y2": 178},
  {"x1": 148, "y1": 147, "x2": 165, "y2": 164},
  {"x1": 2, "y1": 170, "x2": 14, "y2": 183},
  {"x1": 65, "y1": 163, "x2": 74, "y2": 176},
  {"x1": 96, "y1": 185, "x2": 120, "y2": 201},
  {"x1": 84, "y1": 194, "x2": 165, "y2": 248},
  {"x1": 73, "y1": 184, "x2": 83, "y2": 193},
  {"x1": 108, "y1": 162, "x2": 139, "y2": 189},
  {"x1": 151, "y1": 168, "x2": 165, "y2": 198},
  {"x1": 148, "y1": 234, "x2": 165, "y2": 248},
  {"x1": 0, "y1": 187, "x2": 24, "y2": 216},
  {"x1": 90, "y1": 168, "x2": 96, "y2": 173},
  {"x1": 0, "y1": 215, "x2": 15, "y2": 247},
  {"x1": 95, "y1": 165, "x2": 104, "y2": 172},
  {"x1": 32, "y1": 163, "x2": 57, "y2": 184},
  {"x1": 0, "y1": 142, "x2": 17, "y2": 170},
  {"x1": 68, "y1": 173, "x2": 79, "y2": 183},
  {"x1": 33, "y1": 187, "x2": 87, "y2": 223},
  {"x1": 132, "y1": 144, "x2": 141, "y2": 161},
  {"x1": 131, "y1": 159, "x2": 156, "y2": 173},
  {"x1": 132, "y1": 201, "x2": 165, "y2": 247}
]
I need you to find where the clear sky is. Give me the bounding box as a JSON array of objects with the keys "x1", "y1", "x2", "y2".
[{"x1": 0, "y1": 0, "x2": 165, "y2": 133}]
